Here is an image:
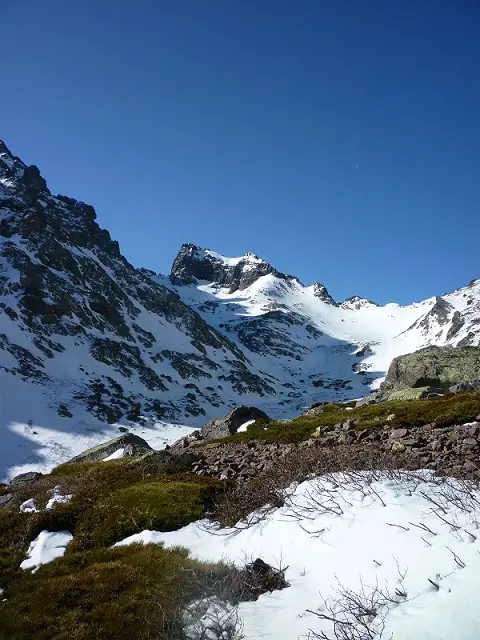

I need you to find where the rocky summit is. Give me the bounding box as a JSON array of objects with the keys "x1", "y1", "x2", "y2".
[{"x1": 1, "y1": 139, "x2": 480, "y2": 457}]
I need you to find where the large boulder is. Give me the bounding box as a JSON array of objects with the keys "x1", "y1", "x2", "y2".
[
  {"x1": 66, "y1": 433, "x2": 152, "y2": 463},
  {"x1": 10, "y1": 471, "x2": 43, "y2": 487},
  {"x1": 200, "y1": 406, "x2": 269, "y2": 441},
  {"x1": 382, "y1": 346, "x2": 480, "y2": 393}
]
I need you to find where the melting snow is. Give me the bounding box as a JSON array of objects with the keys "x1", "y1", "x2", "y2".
[
  {"x1": 46, "y1": 486, "x2": 72, "y2": 510},
  {"x1": 103, "y1": 448, "x2": 124, "y2": 461},
  {"x1": 20, "y1": 530, "x2": 73, "y2": 572},
  {"x1": 236, "y1": 419, "x2": 256, "y2": 433},
  {"x1": 19, "y1": 498, "x2": 39, "y2": 513}
]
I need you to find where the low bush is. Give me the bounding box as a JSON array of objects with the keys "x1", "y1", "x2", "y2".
[
  {"x1": 1, "y1": 461, "x2": 223, "y2": 585},
  {"x1": 0, "y1": 543, "x2": 231, "y2": 640}
]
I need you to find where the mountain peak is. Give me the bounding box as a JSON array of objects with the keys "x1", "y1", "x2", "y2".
[
  {"x1": 312, "y1": 282, "x2": 337, "y2": 306},
  {"x1": 170, "y1": 243, "x2": 293, "y2": 293},
  {"x1": 341, "y1": 295, "x2": 379, "y2": 310}
]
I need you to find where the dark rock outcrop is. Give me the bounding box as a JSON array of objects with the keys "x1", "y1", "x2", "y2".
[
  {"x1": 312, "y1": 282, "x2": 337, "y2": 306},
  {"x1": 170, "y1": 243, "x2": 296, "y2": 293}
]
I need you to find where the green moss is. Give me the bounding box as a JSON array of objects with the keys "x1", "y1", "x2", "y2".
[
  {"x1": 71, "y1": 479, "x2": 219, "y2": 551},
  {"x1": 50, "y1": 459, "x2": 125, "y2": 477},
  {"x1": 0, "y1": 544, "x2": 228, "y2": 640}
]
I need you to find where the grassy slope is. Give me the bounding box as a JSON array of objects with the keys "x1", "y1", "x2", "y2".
[
  {"x1": 201, "y1": 391, "x2": 480, "y2": 444},
  {"x1": 0, "y1": 459, "x2": 225, "y2": 640}
]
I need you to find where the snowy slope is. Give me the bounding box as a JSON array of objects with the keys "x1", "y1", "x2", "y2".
[{"x1": 117, "y1": 470, "x2": 480, "y2": 640}]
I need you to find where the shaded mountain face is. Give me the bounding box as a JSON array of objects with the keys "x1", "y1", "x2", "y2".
[
  {"x1": 170, "y1": 243, "x2": 298, "y2": 293},
  {"x1": 0, "y1": 141, "x2": 273, "y2": 426}
]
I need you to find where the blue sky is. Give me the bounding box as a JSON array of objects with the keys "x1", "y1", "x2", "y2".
[{"x1": 2, "y1": 0, "x2": 479, "y2": 305}]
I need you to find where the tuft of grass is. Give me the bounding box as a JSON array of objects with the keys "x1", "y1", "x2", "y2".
[
  {"x1": 0, "y1": 543, "x2": 230, "y2": 640},
  {"x1": 203, "y1": 391, "x2": 480, "y2": 445}
]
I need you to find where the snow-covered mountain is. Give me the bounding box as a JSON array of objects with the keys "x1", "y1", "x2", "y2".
[
  {"x1": 1, "y1": 139, "x2": 480, "y2": 478},
  {"x1": 0, "y1": 142, "x2": 274, "y2": 438},
  {"x1": 154, "y1": 243, "x2": 480, "y2": 411}
]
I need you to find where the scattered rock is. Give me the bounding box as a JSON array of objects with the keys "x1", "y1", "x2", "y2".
[
  {"x1": 391, "y1": 442, "x2": 406, "y2": 453},
  {"x1": 391, "y1": 428, "x2": 409, "y2": 440}
]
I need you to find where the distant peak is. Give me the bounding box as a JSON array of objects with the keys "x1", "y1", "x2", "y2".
[
  {"x1": 312, "y1": 282, "x2": 337, "y2": 306},
  {"x1": 341, "y1": 295, "x2": 379, "y2": 310},
  {"x1": 170, "y1": 244, "x2": 294, "y2": 292}
]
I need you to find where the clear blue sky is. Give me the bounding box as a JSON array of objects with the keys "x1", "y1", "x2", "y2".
[{"x1": 2, "y1": 0, "x2": 479, "y2": 305}]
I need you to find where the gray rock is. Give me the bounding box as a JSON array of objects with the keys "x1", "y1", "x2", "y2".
[
  {"x1": 200, "y1": 406, "x2": 270, "y2": 441},
  {"x1": 449, "y1": 380, "x2": 480, "y2": 394},
  {"x1": 382, "y1": 346, "x2": 480, "y2": 393},
  {"x1": 390, "y1": 428, "x2": 409, "y2": 440},
  {"x1": 66, "y1": 433, "x2": 153, "y2": 463},
  {"x1": 10, "y1": 471, "x2": 43, "y2": 487}
]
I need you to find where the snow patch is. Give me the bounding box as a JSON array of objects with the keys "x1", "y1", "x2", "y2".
[
  {"x1": 103, "y1": 448, "x2": 124, "y2": 461},
  {"x1": 236, "y1": 419, "x2": 256, "y2": 433},
  {"x1": 20, "y1": 530, "x2": 73, "y2": 572},
  {"x1": 19, "y1": 498, "x2": 39, "y2": 513}
]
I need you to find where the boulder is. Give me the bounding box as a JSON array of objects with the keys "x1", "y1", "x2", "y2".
[
  {"x1": 382, "y1": 346, "x2": 480, "y2": 393},
  {"x1": 10, "y1": 471, "x2": 43, "y2": 487},
  {"x1": 66, "y1": 433, "x2": 152, "y2": 463},
  {"x1": 200, "y1": 406, "x2": 270, "y2": 441}
]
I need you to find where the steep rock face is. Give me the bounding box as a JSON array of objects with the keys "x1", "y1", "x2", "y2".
[
  {"x1": 341, "y1": 296, "x2": 379, "y2": 310},
  {"x1": 382, "y1": 346, "x2": 480, "y2": 391},
  {"x1": 0, "y1": 141, "x2": 274, "y2": 425},
  {"x1": 170, "y1": 243, "x2": 296, "y2": 293}
]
